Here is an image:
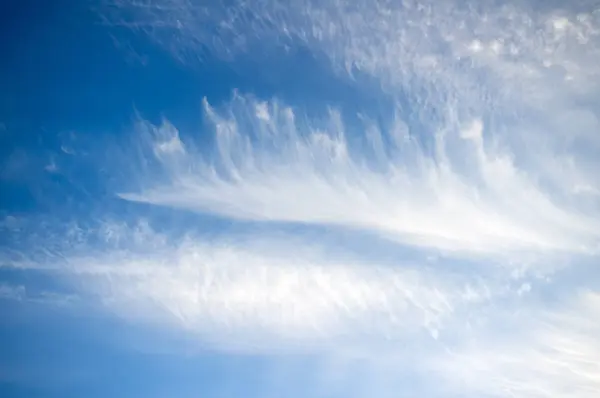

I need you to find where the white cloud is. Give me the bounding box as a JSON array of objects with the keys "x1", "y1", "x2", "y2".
[
  {"x1": 105, "y1": 0, "x2": 600, "y2": 107},
  {"x1": 0, "y1": 282, "x2": 78, "y2": 307},
  {"x1": 5, "y1": 219, "x2": 497, "y2": 352},
  {"x1": 432, "y1": 290, "x2": 600, "y2": 398},
  {"x1": 0, "y1": 283, "x2": 26, "y2": 301},
  {"x1": 117, "y1": 94, "x2": 599, "y2": 261}
]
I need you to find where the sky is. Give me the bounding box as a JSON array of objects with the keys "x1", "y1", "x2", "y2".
[{"x1": 1, "y1": 0, "x2": 600, "y2": 397}]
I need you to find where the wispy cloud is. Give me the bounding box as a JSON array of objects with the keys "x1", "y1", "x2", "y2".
[
  {"x1": 117, "y1": 93, "x2": 600, "y2": 260},
  {"x1": 0, "y1": 283, "x2": 26, "y2": 301},
  {"x1": 104, "y1": 0, "x2": 600, "y2": 106},
  {"x1": 4, "y1": 218, "x2": 498, "y2": 351},
  {"x1": 433, "y1": 290, "x2": 600, "y2": 398},
  {"x1": 0, "y1": 282, "x2": 78, "y2": 307}
]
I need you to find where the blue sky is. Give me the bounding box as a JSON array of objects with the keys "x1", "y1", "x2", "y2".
[{"x1": 1, "y1": 1, "x2": 600, "y2": 397}]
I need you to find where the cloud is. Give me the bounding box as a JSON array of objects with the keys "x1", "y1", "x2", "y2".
[
  {"x1": 0, "y1": 282, "x2": 78, "y2": 307},
  {"x1": 104, "y1": 0, "x2": 600, "y2": 106},
  {"x1": 4, "y1": 218, "x2": 501, "y2": 352},
  {"x1": 116, "y1": 93, "x2": 600, "y2": 261},
  {"x1": 0, "y1": 283, "x2": 26, "y2": 301},
  {"x1": 432, "y1": 290, "x2": 600, "y2": 398}
]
